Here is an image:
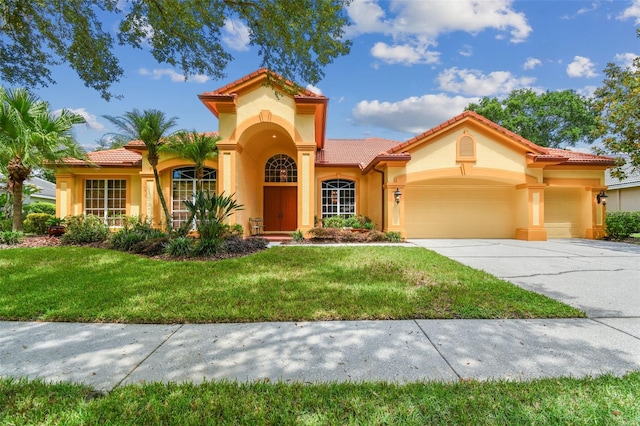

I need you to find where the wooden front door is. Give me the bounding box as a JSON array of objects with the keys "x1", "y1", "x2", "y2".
[{"x1": 263, "y1": 186, "x2": 297, "y2": 231}]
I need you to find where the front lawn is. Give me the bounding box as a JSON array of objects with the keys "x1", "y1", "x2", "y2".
[
  {"x1": 2, "y1": 373, "x2": 639, "y2": 425},
  {"x1": 0, "y1": 246, "x2": 583, "y2": 322}
]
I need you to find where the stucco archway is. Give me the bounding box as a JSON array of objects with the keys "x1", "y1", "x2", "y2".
[{"x1": 235, "y1": 122, "x2": 299, "y2": 232}]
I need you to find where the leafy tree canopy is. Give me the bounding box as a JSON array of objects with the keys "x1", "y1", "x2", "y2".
[
  {"x1": 592, "y1": 29, "x2": 640, "y2": 179},
  {"x1": 465, "y1": 89, "x2": 598, "y2": 149},
  {"x1": 0, "y1": 0, "x2": 352, "y2": 100}
]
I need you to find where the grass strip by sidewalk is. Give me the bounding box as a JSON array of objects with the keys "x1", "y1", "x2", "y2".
[
  {"x1": 0, "y1": 246, "x2": 583, "y2": 323},
  {"x1": 1, "y1": 373, "x2": 639, "y2": 425}
]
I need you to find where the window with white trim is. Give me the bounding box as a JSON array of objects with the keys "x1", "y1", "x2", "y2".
[
  {"x1": 321, "y1": 179, "x2": 356, "y2": 218},
  {"x1": 84, "y1": 179, "x2": 127, "y2": 227},
  {"x1": 171, "y1": 167, "x2": 217, "y2": 229},
  {"x1": 265, "y1": 154, "x2": 297, "y2": 182}
]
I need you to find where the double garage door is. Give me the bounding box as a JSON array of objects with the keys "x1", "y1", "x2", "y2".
[
  {"x1": 405, "y1": 184, "x2": 584, "y2": 239},
  {"x1": 405, "y1": 184, "x2": 514, "y2": 238}
]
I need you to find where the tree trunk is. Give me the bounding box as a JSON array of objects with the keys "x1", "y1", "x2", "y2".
[
  {"x1": 152, "y1": 166, "x2": 172, "y2": 230},
  {"x1": 11, "y1": 178, "x2": 24, "y2": 231}
]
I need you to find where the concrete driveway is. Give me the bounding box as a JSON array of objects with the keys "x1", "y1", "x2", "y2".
[{"x1": 410, "y1": 239, "x2": 640, "y2": 318}]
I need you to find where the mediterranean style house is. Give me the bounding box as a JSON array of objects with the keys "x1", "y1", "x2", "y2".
[{"x1": 55, "y1": 69, "x2": 615, "y2": 240}]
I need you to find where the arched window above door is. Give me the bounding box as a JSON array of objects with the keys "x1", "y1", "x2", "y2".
[{"x1": 265, "y1": 154, "x2": 297, "y2": 182}]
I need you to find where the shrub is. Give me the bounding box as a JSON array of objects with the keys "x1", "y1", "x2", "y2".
[
  {"x1": 23, "y1": 213, "x2": 54, "y2": 234},
  {"x1": 291, "y1": 229, "x2": 304, "y2": 242},
  {"x1": 308, "y1": 227, "x2": 343, "y2": 240},
  {"x1": 60, "y1": 215, "x2": 109, "y2": 245},
  {"x1": 131, "y1": 237, "x2": 169, "y2": 256},
  {"x1": 344, "y1": 215, "x2": 362, "y2": 228},
  {"x1": 183, "y1": 191, "x2": 244, "y2": 242},
  {"x1": 605, "y1": 211, "x2": 640, "y2": 239},
  {"x1": 0, "y1": 218, "x2": 11, "y2": 232},
  {"x1": 23, "y1": 202, "x2": 56, "y2": 215},
  {"x1": 165, "y1": 236, "x2": 195, "y2": 257},
  {"x1": 323, "y1": 216, "x2": 345, "y2": 228},
  {"x1": 221, "y1": 236, "x2": 269, "y2": 254},
  {"x1": 366, "y1": 230, "x2": 387, "y2": 242},
  {"x1": 219, "y1": 223, "x2": 244, "y2": 239},
  {"x1": 0, "y1": 231, "x2": 23, "y2": 245},
  {"x1": 110, "y1": 223, "x2": 166, "y2": 252},
  {"x1": 193, "y1": 238, "x2": 222, "y2": 256},
  {"x1": 385, "y1": 231, "x2": 403, "y2": 243}
]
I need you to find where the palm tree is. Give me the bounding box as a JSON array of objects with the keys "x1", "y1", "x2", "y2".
[
  {"x1": 161, "y1": 131, "x2": 220, "y2": 191},
  {"x1": 103, "y1": 109, "x2": 177, "y2": 229},
  {"x1": 0, "y1": 87, "x2": 85, "y2": 231}
]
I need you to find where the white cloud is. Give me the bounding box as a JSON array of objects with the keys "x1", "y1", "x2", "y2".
[
  {"x1": 347, "y1": 0, "x2": 532, "y2": 42},
  {"x1": 566, "y1": 56, "x2": 597, "y2": 78},
  {"x1": 346, "y1": 0, "x2": 531, "y2": 67},
  {"x1": 352, "y1": 93, "x2": 478, "y2": 134},
  {"x1": 615, "y1": 52, "x2": 639, "y2": 69},
  {"x1": 222, "y1": 19, "x2": 251, "y2": 51},
  {"x1": 458, "y1": 44, "x2": 473, "y2": 57},
  {"x1": 306, "y1": 84, "x2": 323, "y2": 95},
  {"x1": 523, "y1": 57, "x2": 542, "y2": 70},
  {"x1": 370, "y1": 42, "x2": 440, "y2": 65},
  {"x1": 437, "y1": 67, "x2": 536, "y2": 97},
  {"x1": 619, "y1": 0, "x2": 640, "y2": 23},
  {"x1": 344, "y1": 0, "x2": 391, "y2": 36},
  {"x1": 54, "y1": 108, "x2": 106, "y2": 131},
  {"x1": 138, "y1": 68, "x2": 209, "y2": 83}
]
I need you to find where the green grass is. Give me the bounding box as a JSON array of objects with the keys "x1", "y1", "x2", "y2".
[
  {"x1": 2, "y1": 373, "x2": 639, "y2": 425},
  {"x1": 0, "y1": 246, "x2": 583, "y2": 322}
]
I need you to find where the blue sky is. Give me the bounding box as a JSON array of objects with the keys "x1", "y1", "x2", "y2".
[{"x1": 15, "y1": 0, "x2": 640, "y2": 151}]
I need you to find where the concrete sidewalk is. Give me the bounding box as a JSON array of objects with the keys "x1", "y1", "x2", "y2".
[{"x1": 2, "y1": 318, "x2": 640, "y2": 392}]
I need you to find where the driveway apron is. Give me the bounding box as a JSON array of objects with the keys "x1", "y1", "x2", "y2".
[{"x1": 409, "y1": 239, "x2": 640, "y2": 318}]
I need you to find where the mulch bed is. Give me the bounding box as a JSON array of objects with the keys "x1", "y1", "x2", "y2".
[{"x1": 0, "y1": 235, "x2": 63, "y2": 249}]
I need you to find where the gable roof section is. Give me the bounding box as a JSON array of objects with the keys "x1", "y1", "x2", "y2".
[
  {"x1": 198, "y1": 69, "x2": 329, "y2": 149},
  {"x1": 62, "y1": 148, "x2": 142, "y2": 167},
  {"x1": 384, "y1": 110, "x2": 615, "y2": 167}
]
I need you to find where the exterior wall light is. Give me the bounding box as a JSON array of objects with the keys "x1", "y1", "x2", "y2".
[
  {"x1": 394, "y1": 188, "x2": 402, "y2": 204},
  {"x1": 596, "y1": 190, "x2": 608, "y2": 205}
]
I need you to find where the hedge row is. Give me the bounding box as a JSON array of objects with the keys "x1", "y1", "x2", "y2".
[{"x1": 605, "y1": 211, "x2": 640, "y2": 239}]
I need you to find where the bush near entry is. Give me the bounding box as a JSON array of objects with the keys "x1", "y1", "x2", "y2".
[{"x1": 605, "y1": 211, "x2": 640, "y2": 239}]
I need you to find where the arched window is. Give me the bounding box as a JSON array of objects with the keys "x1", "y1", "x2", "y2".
[
  {"x1": 265, "y1": 154, "x2": 297, "y2": 182},
  {"x1": 171, "y1": 167, "x2": 216, "y2": 229},
  {"x1": 321, "y1": 179, "x2": 356, "y2": 218}
]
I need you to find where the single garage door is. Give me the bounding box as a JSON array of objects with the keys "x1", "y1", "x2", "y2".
[
  {"x1": 545, "y1": 188, "x2": 582, "y2": 238},
  {"x1": 405, "y1": 184, "x2": 514, "y2": 238}
]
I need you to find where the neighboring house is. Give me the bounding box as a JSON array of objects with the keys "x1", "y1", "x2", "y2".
[
  {"x1": 605, "y1": 168, "x2": 640, "y2": 212},
  {"x1": 54, "y1": 69, "x2": 615, "y2": 240},
  {"x1": 0, "y1": 174, "x2": 56, "y2": 205}
]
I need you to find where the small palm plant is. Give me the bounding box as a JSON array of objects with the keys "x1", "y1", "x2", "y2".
[{"x1": 183, "y1": 190, "x2": 243, "y2": 255}]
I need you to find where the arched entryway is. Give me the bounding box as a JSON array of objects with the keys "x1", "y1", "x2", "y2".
[{"x1": 263, "y1": 154, "x2": 298, "y2": 231}]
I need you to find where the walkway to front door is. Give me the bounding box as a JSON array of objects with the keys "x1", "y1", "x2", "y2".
[{"x1": 263, "y1": 186, "x2": 297, "y2": 231}]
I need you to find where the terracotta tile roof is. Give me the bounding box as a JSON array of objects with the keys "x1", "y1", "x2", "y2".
[
  {"x1": 317, "y1": 138, "x2": 402, "y2": 167},
  {"x1": 63, "y1": 148, "x2": 142, "y2": 166},
  {"x1": 124, "y1": 132, "x2": 219, "y2": 149},
  {"x1": 543, "y1": 148, "x2": 616, "y2": 165},
  {"x1": 385, "y1": 110, "x2": 614, "y2": 166},
  {"x1": 389, "y1": 110, "x2": 546, "y2": 155},
  {"x1": 200, "y1": 68, "x2": 322, "y2": 98}
]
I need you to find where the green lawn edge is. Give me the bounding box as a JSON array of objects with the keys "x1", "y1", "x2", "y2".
[
  {"x1": 2, "y1": 373, "x2": 638, "y2": 425},
  {"x1": 0, "y1": 245, "x2": 584, "y2": 323}
]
